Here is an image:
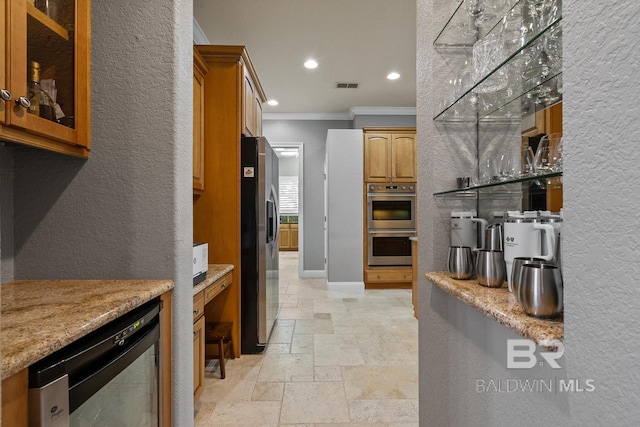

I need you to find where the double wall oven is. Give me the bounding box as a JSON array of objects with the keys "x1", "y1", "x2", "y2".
[{"x1": 367, "y1": 183, "x2": 416, "y2": 266}]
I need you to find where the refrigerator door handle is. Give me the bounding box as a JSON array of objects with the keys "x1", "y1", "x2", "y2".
[{"x1": 271, "y1": 184, "x2": 280, "y2": 245}]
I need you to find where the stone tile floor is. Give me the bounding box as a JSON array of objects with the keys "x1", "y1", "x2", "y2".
[{"x1": 195, "y1": 252, "x2": 419, "y2": 426}]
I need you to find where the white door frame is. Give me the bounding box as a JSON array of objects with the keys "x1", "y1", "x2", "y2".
[{"x1": 271, "y1": 142, "x2": 305, "y2": 278}]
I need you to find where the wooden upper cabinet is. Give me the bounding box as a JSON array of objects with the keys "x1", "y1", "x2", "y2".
[
  {"x1": 391, "y1": 133, "x2": 417, "y2": 181},
  {"x1": 364, "y1": 133, "x2": 392, "y2": 182},
  {"x1": 1, "y1": 0, "x2": 90, "y2": 157},
  {"x1": 364, "y1": 128, "x2": 416, "y2": 182},
  {"x1": 255, "y1": 96, "x2": 263, "y2": 136},
  {"x1": 193, "y1": 48, "x2": 209, "y2": 194},
  {"x1": 243, "y1": 70, "x2": 265, "y2": 137}
]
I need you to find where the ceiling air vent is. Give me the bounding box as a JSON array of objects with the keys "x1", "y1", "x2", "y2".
[{"x1": 336, "y1": 82, "x2": 359, "y2": 89}]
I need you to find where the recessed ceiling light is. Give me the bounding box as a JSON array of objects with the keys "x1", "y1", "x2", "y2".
[
  {"x1": 267, "y1": 99, "x2": 278, "y2": 106},
  {"x1": 304, "y1": 59, "x2": 318, "y2": 69},
  {"x1": 387, "y1": 72, "x2": 400, "y2": 80}
]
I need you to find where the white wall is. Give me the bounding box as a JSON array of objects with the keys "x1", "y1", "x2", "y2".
[
  {"x1": 325, "y1": 129, "x2": 364, "y2": 290},
  {"x1": 418, "y1": 0, "x2": 640, "y2": 425},
  {"x1": 263, "y1": 120, "x2": 352, "y2": 272}
]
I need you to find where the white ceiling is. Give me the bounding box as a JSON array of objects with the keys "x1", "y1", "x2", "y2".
[{"x1": 193, "y1": 0, "x2": 416, "y2": 117}]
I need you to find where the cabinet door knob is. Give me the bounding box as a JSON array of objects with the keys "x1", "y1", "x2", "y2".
[
  {"x1": 0, "y1": 89, "x2": 11, "y2": 101},
  {"x1": 193, "y1": 330, "x2": 198, "y2": 337},
  {"x1": 193, "y1": 308, "x2": 199, "y2": 315},
  {"x1": 15, "y1": 96, "x2": 30, "y2": 108}
]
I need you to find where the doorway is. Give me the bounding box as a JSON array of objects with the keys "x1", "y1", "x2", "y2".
[{"x1": 271, "y1": 142, "x2": 304, "y2": 279}]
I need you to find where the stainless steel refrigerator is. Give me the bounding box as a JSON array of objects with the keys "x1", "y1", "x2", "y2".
[{"x1": 240, "y1": 135, "x2": 280, "y2": 353}]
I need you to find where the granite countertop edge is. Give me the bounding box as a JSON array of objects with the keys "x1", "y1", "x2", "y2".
[
  {"x1": 193, "y1": 264, "x2": 234, "y2": 296},
  {"x1": 1, "y1": 279, "x2": 174, "y2": 380},
  {"x1": 425, "y1": 271, "x2": 564, "y2": 351}
]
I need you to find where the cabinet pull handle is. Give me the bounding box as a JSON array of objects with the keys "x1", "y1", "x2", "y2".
[
  {"x1": 193, "y1": 308, "x2": 199, "y2": 315},
  {"x1": 15, "y1": 96, "x2": 30, "y2": 108},
  {"x1": 193, "y1": 330, "x2": 198, "y2": 337},
  {"x1": 0, "y1": 89, "x2": 11, "y2": 101}
]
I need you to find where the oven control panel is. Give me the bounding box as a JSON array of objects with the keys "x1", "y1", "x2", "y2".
[{"x1": 368, "y1": 184, "x2": 415, "y2": 193}]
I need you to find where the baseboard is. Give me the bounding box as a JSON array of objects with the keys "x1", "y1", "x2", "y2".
[
  {"x1": 364, "y1": 282, "x2": 412, "y2": 290},
  {"x1": 300, "y1": 270, "x2": 325, "y2": 279},
  {"x1": 326, "y1": 281, "x2": 365, "y2": 292}
]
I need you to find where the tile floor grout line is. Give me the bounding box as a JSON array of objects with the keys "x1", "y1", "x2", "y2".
[{"x1": 196, "y1": 251, "x2": 418, "y2": 426}]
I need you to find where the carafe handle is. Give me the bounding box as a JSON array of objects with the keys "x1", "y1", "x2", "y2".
[
  {"x1": 472, "y1": 218, "x2": 488, "y2": 251},
  {"x1": 533, "y1": 223, "x2": 555, "y2": 261}
]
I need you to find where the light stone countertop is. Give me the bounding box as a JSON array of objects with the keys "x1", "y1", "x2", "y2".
[
  {"x1": 425, "y1": 272, "x2": 563, "y2": 351},
  {"x1": 1, "y1": 278, "x2": 174, "y2": 380},
  {"x1": 193, "y1": 264, "x2": 234, "y2": 296}
]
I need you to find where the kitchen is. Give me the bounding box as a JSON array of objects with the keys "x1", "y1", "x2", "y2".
[{"x1": 0, "y1": 1, "x2": 638, "y2": 427}]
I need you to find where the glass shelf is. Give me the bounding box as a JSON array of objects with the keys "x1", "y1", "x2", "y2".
[
  {"x1": 27, "y1": 3, "x2": 70, "y2": 41},
  {"x1": 434, "y1": 171, "x2": 562, "y2": 197},
  {"x1": 434, "y1": 0, "x2": 519, "y2": 50},
  {"x1": 434, "y1": 9, "x2": 562, "y2": 122}
]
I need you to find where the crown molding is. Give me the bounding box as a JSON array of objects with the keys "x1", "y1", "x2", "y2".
[
  {"x1": 193, "y1": 18, "x2": 210, "y2": 45},
  {"x1": 349, "y1": 107, "x2": 416, "y2": 117},
  {"x1": 263, "y1": 113, "x2": 353, "y2": 121},
  {"x1": 263, "y1": 107, "x2": 416, "y2": 121}
]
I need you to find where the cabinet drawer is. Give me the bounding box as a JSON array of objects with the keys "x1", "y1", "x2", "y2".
[
  {"x1": 365, "y1": 270, "x2": 412, "y2": 283},
  {"x1": 204, "y1": 272, "x2": 232, "y2": 304},
  {"x1": 193, "y1": 291, "x2": 205, "y2": 322}
]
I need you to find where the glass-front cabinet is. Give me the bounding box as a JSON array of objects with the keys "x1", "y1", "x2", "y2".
[
  {"x1": 1, "y1": 0, "x2": 90, "y2": 157},
  {"x1": 433, "y1": 0, "x2": 562, "y2": 217}
]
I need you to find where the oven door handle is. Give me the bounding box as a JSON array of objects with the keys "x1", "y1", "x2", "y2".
[
  {"x1": 367, "y1": 193, "x2": 416, "y2": 198},
  {"x1": 368, "y1": 230, "x2": 417, "y2": 235}
]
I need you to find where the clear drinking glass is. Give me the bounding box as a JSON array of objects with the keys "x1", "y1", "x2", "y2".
[
  {"x1": 479, "y1": 157, "x2": 498, "y2": 183},
  {"x1": 499, "y1": 152, "x2": 513, "y2": 181},
  {"x1": 549, "y1": 133, "x2": 563, "y2": 172},
  {"x1": 534, "y1": 136, "x2": 552, "y2": 173},
  {"x1": 472, "y1": 32, "x2": 508, "y2": 93},
  {"x1": 522, "y1": 146, "x2": 536, "y2": 176},
  {"x1": 467, "y1": 0, "x2": 486, "y2": 18}
]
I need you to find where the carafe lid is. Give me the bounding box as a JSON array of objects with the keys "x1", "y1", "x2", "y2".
[
  {"x1": 451, "y1": 210, "x2": 476, "y2": 218},
  {"x1": 505, "y1": 210, "x2": 540, "y2": 223},
  {"x1": 539, "y1": 210, "x2": 563, "y2": 222}
]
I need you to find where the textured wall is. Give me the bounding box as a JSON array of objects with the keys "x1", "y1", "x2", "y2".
[
  {"x1": 8, "y1": 1, "x2": 194, "y2": 425},
  {"x1": 418, "y1": 0, "x2": 640, "y2": 425},
  {"x1": 562, "y1": 0, "x2": 640, "y2": 423},
  {"x1": 0, "y1": 148, "x2": 15, "y2": 283},
  {"x1": 263, "y1": 120, "x2": 351, "y2": 272}
]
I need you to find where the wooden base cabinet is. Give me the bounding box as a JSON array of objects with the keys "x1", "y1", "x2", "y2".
[
  {"x1": 279, "y1": 223, "x2": 298, "y2": 251},
  {"x1": 193, "y1": 291, "x2": 205, "y2": 402},
  {"x1": 364, "y1": 267, "x2": 412, "y2": 289},
  {"x1": 193, "y1": 315, "x2": 205, "y2": 402},
  {"x1": 0, "y1": 0, "x2": 91, "y2": 157},
  {"x1": 1, "y1": 369, "x2": 28, "y2": 427}
]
